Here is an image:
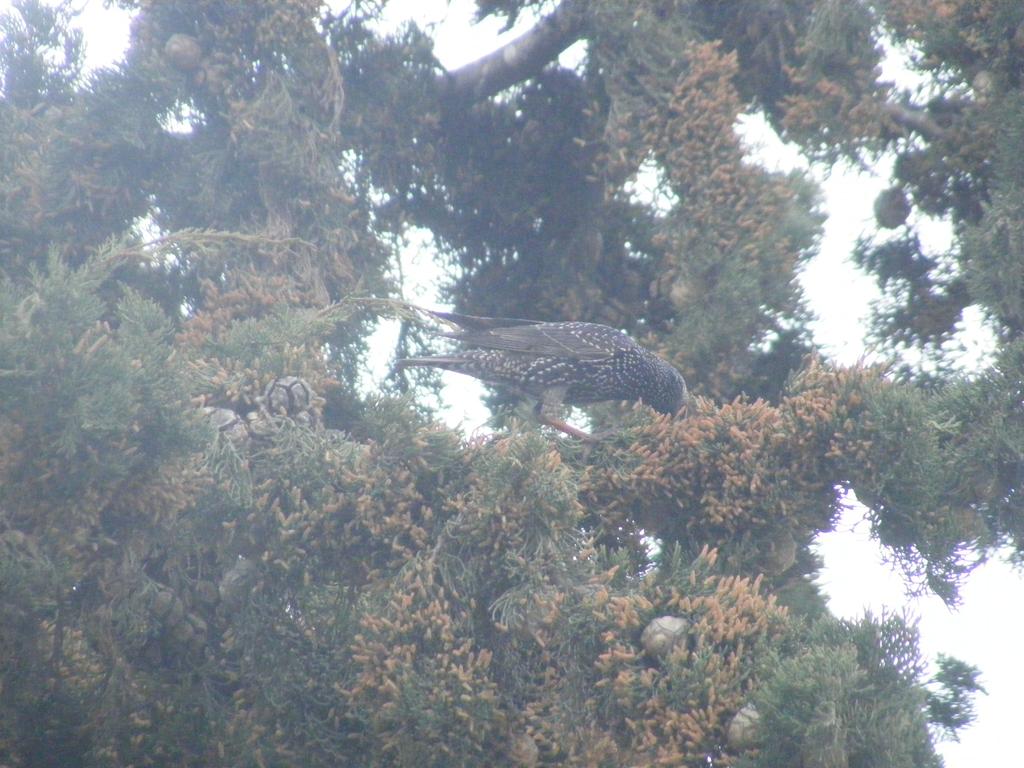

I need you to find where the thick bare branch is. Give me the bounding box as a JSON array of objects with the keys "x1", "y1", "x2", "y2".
[{"x1": 438, "y1": 0, "x2": 585, "y2": 102}]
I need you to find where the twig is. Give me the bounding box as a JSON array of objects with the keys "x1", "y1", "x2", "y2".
[{"x1": 883, "y1": 102, "x2": 947, "y2": 141}]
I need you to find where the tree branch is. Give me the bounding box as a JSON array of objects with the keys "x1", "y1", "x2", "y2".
[
  {"x1": 438, "y1": 0, "x2": 586, "y2": 103},
  {"x1": 883, "y1": 102, "x2": 948, "y2": 142}
]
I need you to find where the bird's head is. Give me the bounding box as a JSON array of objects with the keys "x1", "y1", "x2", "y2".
[{"x1": 644, "y1": 360, "x2": 688, "y2": 416}]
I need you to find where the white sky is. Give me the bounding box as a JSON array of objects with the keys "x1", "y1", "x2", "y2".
[{"x1": 20, "y1": 0, "x2": 1022, "y2": 764}]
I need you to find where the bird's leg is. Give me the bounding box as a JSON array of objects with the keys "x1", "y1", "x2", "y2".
[
  {"x1": 539, "y1": 412, "x2": 596, "y2": 441},
  {"x1": 533, "y1": 400, "x2": 595, "y2": 441}
]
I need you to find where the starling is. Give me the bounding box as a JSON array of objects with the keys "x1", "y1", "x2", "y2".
[{"x1": 396, "y1": 308, "x2": 687, "y2": 439}]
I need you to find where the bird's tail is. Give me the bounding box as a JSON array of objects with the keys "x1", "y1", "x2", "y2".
[
  {"x1": 394, "y1": 355, "x2": 466, "y2": 371},
  {"x1": 391, "y1": 301, "x2": 539, "y2": 334}
]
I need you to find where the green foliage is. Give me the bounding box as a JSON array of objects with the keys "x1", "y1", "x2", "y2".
[
  {"x1": 0, "y1": 0, "x2": 83, "y2": 105},
  {"x1": 963, "y1": 93, "x2": 1024, "y2": 335},
  {"x1": 0, "y1": 0, "x2": 1001, "y2": 765},
  {"x1": 0, "y1": 251, "x2": 201, "y2": 512},
  {"x1": 926, "y1": 654, "x2": 985, "y2": 740},
  {"x1": 843, "y1": 379, "x2": 969, "y2": 600},
  {"x1": 927, "y1": 339, "x2": 1024, "y2": 558},
  {"x1": 749, "y1": 612, "x2": 940, "y2": 768},
  {"x1": 853, "y1": 1, "x2": 1024, "y2": 364}
]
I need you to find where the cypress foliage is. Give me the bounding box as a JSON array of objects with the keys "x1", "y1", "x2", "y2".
[{"x1": 2, "y1": 0, "x2": 1013, "y2": 765}]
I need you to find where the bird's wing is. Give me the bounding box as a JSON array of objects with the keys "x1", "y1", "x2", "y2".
[{"x1": 449, "y1": 322, "x2": 635, "y2": 359}]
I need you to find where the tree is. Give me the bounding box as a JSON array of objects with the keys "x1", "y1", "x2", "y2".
[{"x1": 0, "y1": 0, "x2": 1007, "y2": 765}]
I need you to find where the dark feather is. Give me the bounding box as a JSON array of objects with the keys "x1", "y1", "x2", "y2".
[
  {"x1": 394, "y1": 355, "x2": 465, "y2": 370},
  {"x1": 396, "y1": 306, "x2": 689, "y2": 432},
  {"x1": 441, "y1": 322, "x2": 637, "y2": 359}
]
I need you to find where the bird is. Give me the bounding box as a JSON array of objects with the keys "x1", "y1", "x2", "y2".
[{"x1": 395, "y1": 307, "x2": 687, "y2": 439}]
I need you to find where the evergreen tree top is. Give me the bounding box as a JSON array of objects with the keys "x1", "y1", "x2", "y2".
[{"x1": 1, "y1": 0, "x2": 1012, "y2": 765}]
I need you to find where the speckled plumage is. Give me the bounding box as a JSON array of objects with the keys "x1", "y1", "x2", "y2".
[{"x1": 398, "y1": 310, "x2": 687, "y2": 428}]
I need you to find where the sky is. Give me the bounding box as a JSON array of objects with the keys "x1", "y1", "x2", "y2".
[{"x1": 13, "y1": 0, "x2": 1022, "y2": 764}]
